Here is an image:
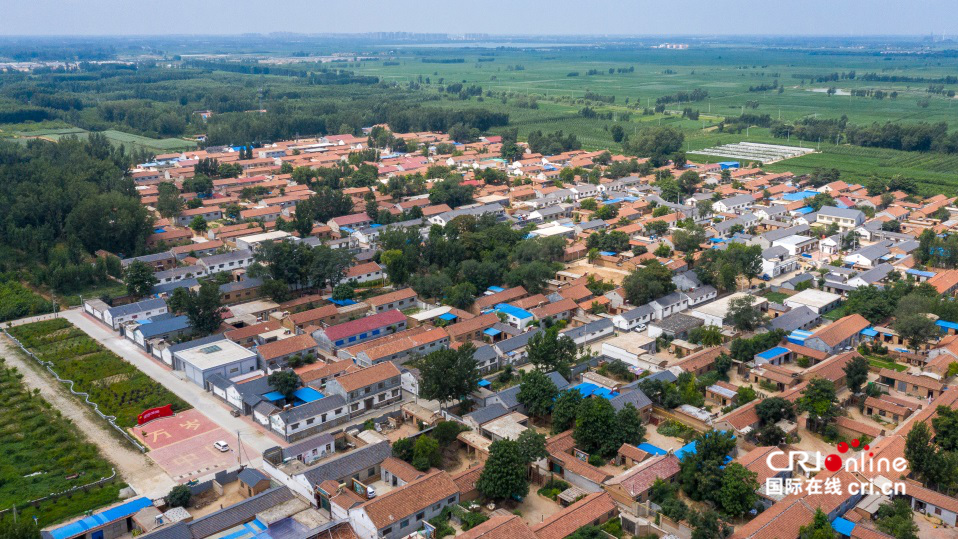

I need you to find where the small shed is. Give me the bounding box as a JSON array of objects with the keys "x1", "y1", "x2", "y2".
[{"x1": 238, "y1": 467, "x2": 271, "y2": 498}]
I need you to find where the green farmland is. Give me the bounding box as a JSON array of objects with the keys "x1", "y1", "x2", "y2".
[
  {"x1": 0, "y1": 360, "x2": 122, "y2": 526},
  {"x1": 9, "y1": 319, "x2": 190, "y2": 428}
]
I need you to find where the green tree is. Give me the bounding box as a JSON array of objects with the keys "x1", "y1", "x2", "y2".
[
  {"x1": 798, "y1": 509, "x2": 836, "y2": 539},
  {"x1": 412, "y1": 435, "x2": 441, "y2": 471},
  {"x1": 689, "y1": 509, "x2": 732, "y2": 539},
  {"x1": 622, "y1": 260, "x2": 676, "y2": 305},
  {"x1": 716, "y1": 463, "x2": 758, "y2": 517},
  {"x1": 0, "y1": 519, "x2": 41, "y2": 539},
  {"x1": 526, "y1": 326, "x2": 577, "y2": 379},
  {"x1": 843, "y1": 355, "x2": 870, "y2": 394},
  {"x1": 727, "y1": 294, "x2": 766, "y2": 331},
  {"x1": 688, "y1": 325, "x2": 724, "y2": 347},
  {"x1": 875, "y1": 498, "x2": 919, "y2": 539},
  {"x1": 894, "y1": 313, "x2": 938, "y2": 351},
  {"x1": 756, "y1": 424, "x2": 787, "y2": 446},
  {"x1": 419, "y1": 343, "x2": 480, "y2": 409},
  {"x1": 189, "y1": 215, "x2": 208, "y2": 233},
  {"x1": 798, "y1": 379, "x2": 839, "y2": 431},
  {"x1": 444, "y1": 282, "x2": 477, "y2": 309},
  {"x1": 737, "y1": 385, "x2": 757, "y2": 405},
  {"x1": 183, "y1": 280, "x2": 224, "y2": 336},
  {"x1": 476, "y1": 439, "x2": 528, "y2": 500},
  {"x1": 551, "y1": 389, "x2": 583, "y2": 434},
  {"x1": 516, "y1": 429, "x2": 548, "y2": 463},
  {"x1": 932, "y1": 405, "x2": 958, "y2": 452},
  {"x1": 66, "y1": 192, "x2": 154, "y2": 255},
  {"x1": 124, "y1": 260, "x2": 158, "y2": 298},
  {"x1": 433, "y1": 421, "x2": 467, "y2": 446},
  {"x1": 331, "y1": 282, "x2": 355, "y2": 300},
  {"x1": 574, "y1": 397, "x2": 618, "y2": 457},
  {"x1": 268, "y1": 370, "x2": 301, "y2": 400},
  {"x1": 392, "y1": 437, "x2": 415, "y2": 462},
  {"x1": 677, "y1": 170, "x2": 701, "y2": 195},
  {"x1": 166, "y1": 484, "x2": 193, "y2": 508},
  {"x1": 624, "y1": 125, "x2": 684, "y2": 167},
  {"x1": 517, "y1": 369, "x2": 559, "y2": 422},
  {"x1": 756, "y1": 397, "x2": 796, "y2": 426},
  {"x1": 615, "y1": 403, "x2": 646, "y2": 447},
  {"x1": 156, "y1": 182, "x2": 183, "y2": 218},
  {"x1": 680, "y1": 430, "x2": 736, "y2": 501}
]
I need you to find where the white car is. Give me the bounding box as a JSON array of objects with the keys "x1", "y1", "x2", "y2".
[
  {"x1": 213, "y1": 441, "x2": 230, "y2": 452},
  {"x1": 366, "y1": 486, "x2": 377, "y2": 499}
]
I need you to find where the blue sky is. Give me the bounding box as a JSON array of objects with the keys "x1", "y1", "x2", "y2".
[{"x1": 3, "y1": 0, "x2": 956, "y2": 36}]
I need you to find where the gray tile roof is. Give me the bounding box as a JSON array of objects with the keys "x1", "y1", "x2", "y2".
[
  {"x1": 282, "y1": 432, "x2": 336, "y2": 460},
  {"x1": 618, "y1": 304, "x2": 654, "y2": 321},
  {"x1": 768, "y1": 306, "x2": 821, "y2": 332},
  {"x1": 610, "y1": 388, "x2": 653, "y2": 411},
  {"x1": 219, "y1": 277, "x2": 264, "y2": 294},
  {"x1": 277, "y1": 394, "x2": 347, "y2": 424},
  {"x1": 167, "y1": 334, "x2": 227, "y2": 354},
  {"x1": 464, "y1": 403, "x2": 509, "y2": 426},
  {"x1": 684, "y1": 285, "x2": 717, "y2": 302},
  {"x1": 106, "y1": 298, "x2": 168, "y2": 318},
  {"x1": 237, "y1": 467, "x2": 268, "y2": 486},
  {"x1": 561, "y1": 318, "x2": 613, "y2": 340},
  {"x1": 152, "y1": 278, "x2": 199, "y2": 295},
  {"x1": 301, "y1": 441, "x2": 391, "y2": 486},
  {"x1": 818, "y1": 206, "x2": 864, "y2": 220},
  {"x1": 473, "y1": 345, "x2": 499, "y2": 364},
  {"x1": 762, "y1": 225, "x2": 810, "y2": 243},
  {"x1": 200, "y1": 249, "x2": 253, "y2": 268},
  {"x1": 143, "y1": 487, "x2": 296, "y2": 539},
  {"x1": 496, "y1": 328, "x2": 542, "y2": 354}
]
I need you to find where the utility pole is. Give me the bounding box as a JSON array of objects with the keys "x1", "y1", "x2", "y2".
[{"x1": 236, "y1": 431, "x2": 242, "y2": 467}]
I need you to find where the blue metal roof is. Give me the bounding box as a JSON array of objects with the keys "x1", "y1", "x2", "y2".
[
  {"x1": 861, "y1": 328, "x2": 879, "y2": 337},
  {"x1": 487, "y1": 286, "x2": 505, "y2": 293},
  {"x1": 49, "y1": 497, "x2": 153, "y2": 539},
  {"x1": 907, "y1": 269, "x2": 937, "y2": 278},
  {"x1": 438, "y1": 313, "x2": 458, "y2": 321},
  {"x1": 831, "y1": 517, "x2": 855, "y2": 536},
  {"x1": 637, "y1": 443, "x2": 668, "y2": 456},
  {"x1": 495, "y1": 303, "x2": 533, "y2": 320},
  {"x1": 599, "y1": 251, "x2": 617, "y2": 256},
  {"x1": 937, "y1": 320, "x2": 958, "y2": 331},
  {"x1": 263, "y1": 391, "x2": 285, "y2": 401},
  {"x1": 478, "y1": 379, "x2": 491, "y2": 388},
  {"x1": 483, "y1": 328, "x2": 501, "y2": 336},
  {"x1": 757, "y1": 346, "x2": 790, "y2": 360},
  {"x1": 794, "y1": 207, "x2": 814, "y2": 215}
]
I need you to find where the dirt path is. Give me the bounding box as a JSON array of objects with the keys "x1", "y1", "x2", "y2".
[{"x1": 0, "y1": 333, "x2": 175, "y2": 498}]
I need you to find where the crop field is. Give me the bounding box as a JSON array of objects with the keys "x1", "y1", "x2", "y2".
[
  {"x1": 342, "y1": 45, "x2": 958, "y2": 192},
  {"x1": 349, "y1": 46, "x2": 958, "y2": 124},
  {"x1": 9, "y1": 319, "x2": 190, "y2": 427},
  {"x1": 0, "y1": 359, "x2": 121, "y2": 526},
  {"x1": 13, "y1": 127, "x2": 196, "y2": 154}
]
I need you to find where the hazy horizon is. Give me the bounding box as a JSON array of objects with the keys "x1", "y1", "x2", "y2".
[{"x1": 4, "y1": 0, "x2": 957, "y2": 38}]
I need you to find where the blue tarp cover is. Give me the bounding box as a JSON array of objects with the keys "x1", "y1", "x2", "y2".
[
  {"x1": 831, "y1": 517, "x2": 855, "y2": 536},
  {"x1": 294, "y1": 387, "x2": 323, "y2": 402},
  {"x1": 757, "y1": 346, "x2": 790, "y2": 360},
  {"x1": 637, "y1": 443, "x2": 668, "y2": 456}
]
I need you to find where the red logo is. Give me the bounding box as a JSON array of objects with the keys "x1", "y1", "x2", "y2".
[
  {"x1": 824, "y1": 438, "x2": 871, "y2": 472},
  {"x1": 137, "y1": 404, "x2": 174, "y2": 425}
]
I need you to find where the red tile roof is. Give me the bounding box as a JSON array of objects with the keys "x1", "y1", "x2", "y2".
[
  {"x1": 323, "y1": 309, "x2": 406, "y2": 342},
  {"x1": 531, "y1": 492, "x2": 617, "y2": 539}
]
